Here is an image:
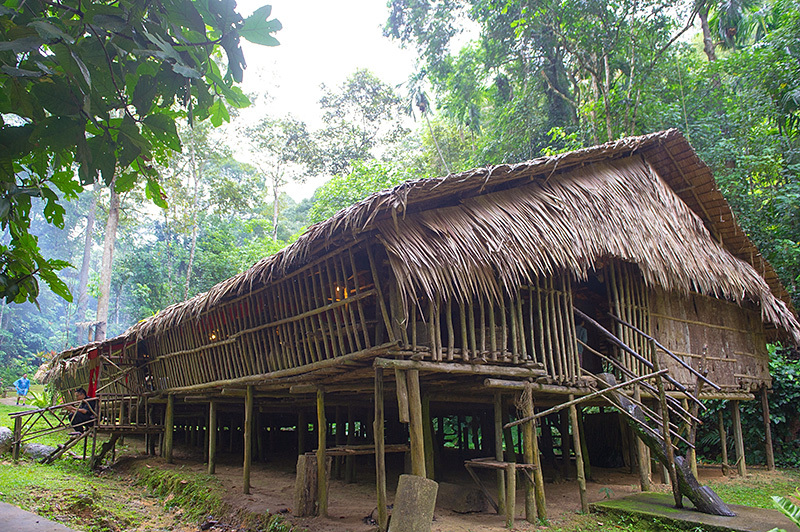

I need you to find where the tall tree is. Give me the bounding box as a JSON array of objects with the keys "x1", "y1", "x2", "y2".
[{"x1": 0, "y1": 0, "x2": 282, "y2": 305}]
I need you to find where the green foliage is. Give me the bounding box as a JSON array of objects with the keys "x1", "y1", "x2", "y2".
[
  {"x1": 770, "y1": 492, "x2": 800, "y2": 531},
  {"x1": 0, "y1": 0, "x2": 281, "y2": 304},
  {"x1": 308, "y1": 160, "x2": 413, "y2": 224},
  {"x1": 696, "y1": 347, "x2": 800, "y2": 468}
]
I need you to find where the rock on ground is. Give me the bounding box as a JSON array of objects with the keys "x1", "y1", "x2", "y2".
[
  {"x1": 22, "y1": 443, "x2": 57, "y2": 460},
  {"x1": 0, "y1": 426, "x2": 12, "y2": 454}
]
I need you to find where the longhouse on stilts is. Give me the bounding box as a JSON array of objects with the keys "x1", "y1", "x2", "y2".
[{"x1": 42, "y1": 129, "x2": 800, "y2": 525}]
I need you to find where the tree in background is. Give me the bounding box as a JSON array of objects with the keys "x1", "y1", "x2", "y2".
[{"x1": 0, "y1": 0, "x2": 281, "y2": 308}]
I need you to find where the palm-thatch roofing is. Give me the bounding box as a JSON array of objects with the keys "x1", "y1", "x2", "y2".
[{"x1": 64, "y1": 129, "x2": 800, "y2": 357}]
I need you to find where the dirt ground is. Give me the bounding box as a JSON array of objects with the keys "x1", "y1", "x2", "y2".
[{"x1": 157, "y1": 443, "x2": 733, "y2": 532}]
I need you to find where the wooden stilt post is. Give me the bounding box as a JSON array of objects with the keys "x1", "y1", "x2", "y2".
[
  {"x1": 164, "y1": 394, "x2": 174, "y2": 463},
  {"x1": 494, "y1": 392, "x2": 506, "y2": 515},
  {"x1": 731, "y1": 400, "x2": 746, "y2": 477},
  {"x1": 523, "y1": 383, "x2": 546, "y2": 521},
  {"x1": 316, "y1": 388, "x2": 328, "y2": 516},
  {"x1": 13, "y1": 416, "x2": 21, "y2": 462},
  {"x1": 504, "y1": 462, "x2": 516, "y2": 528},
  {"x1": 577, "y1": 406, "x2": 591, "y2": 481},
  {"x1": 718, "y1": 408, "x2": 729, "y2": 475},
  {"x1": 407, "y1": 369, "x2": 426, "y2": 477},
  {"x1": 760, "y1": 387, "x2": 775, "y2": 471},
  {"x1": 522, "y1": 391, "x2": 537, "y2": 523},
  {"x1": 634, "y1": 385, "x2": 651, "y2": 491},
  {"x1": 650, "y1": 341, "x2": 680, "y2": 507},
  {"x1": 208, "y1": 401, "x2": 217, "y2": 475},
  {"x1": 374, "y1": 367, "x2": 388, "y2": 532},
  {"x1": 244, "y1": 386, "x2": 253, "y2": 495},
  {"x1": 569, "y1": 398, "x2": 588, "y2": 513},
  {"x1": 422, "y1": 395, "x2": 435, "y2": 479}
]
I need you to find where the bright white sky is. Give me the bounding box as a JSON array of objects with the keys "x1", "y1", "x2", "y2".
[{"x1": 232, "y1": 0, "x2": 420, "y2": 199}]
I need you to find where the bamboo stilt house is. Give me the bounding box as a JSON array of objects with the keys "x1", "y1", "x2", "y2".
[{"x1": 44, "y1": 129, "x2": 800, "y2": 521}]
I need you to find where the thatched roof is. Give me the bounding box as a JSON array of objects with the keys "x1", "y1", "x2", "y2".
[{"x1": 75, "y1": 129, "x2": 800, "y2": 349}]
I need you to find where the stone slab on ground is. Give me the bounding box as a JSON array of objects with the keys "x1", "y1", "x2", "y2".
[
  {"x1": 591, "y1": 492, "x2": 800, "y2": 532},
  {"x1": 0, "y1": 501, "x2": 80, "y2": 532}
]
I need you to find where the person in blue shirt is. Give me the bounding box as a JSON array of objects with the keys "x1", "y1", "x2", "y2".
[{"x1": 14, "y1": 373, "x2": 30, "y2": 405}]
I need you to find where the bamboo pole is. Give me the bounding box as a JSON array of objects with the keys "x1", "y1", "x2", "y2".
[
  {"x1": 446, "y1": 298, "x2": 455, "y2": 361},
  {"x1": 760, "y1": 386, "x2": 775, "y2": 471},
  {"x1": 460, "y1": 303, "x2": 469, "y2": 361},
  {"x1": 244, "y1": 386, "x2": 253, "y2": 494},
  {"x1": 731, "y1": 400, "x2": 746, "y2": 477},
  {"x1": 374, "y1": 368, "x2": 388, "y2": 531},
  {"x1": 479, "y1": 297, "x2": 487, "y2": 357},
  {"x1": 535, "y1": 277, "x2": 549, "y2": 374},
  {"x1": 489, "y1": 298, "x2": 497, "y2": 362},
  {"x1": 522, "y1": 392, "x2": 537, "y2": 522},
  {"x1": 500, "y1": 292, "x2": 508, "y2": 360},
  {"x1": 407, "y1": 369, "x2": 426, "y2": 477},
  {"x1": 348, "y1": 249, "x2": 372, "y2": 350},
  {"x1": 366, "y1": 245, "x2": 396, "y2": 343},
  {"x1": 317, "y1": 388, "x2": 328, "y2": 517},
  {"x1": 208, "y1": 401, "x2": 217, "y2": 475},
  {"x1": 164, "y1": 395, "x2": 174, "y2": 463},
  {"x1": 468, "y1": 299, "x2": 477, "y2": 360},
  {"x1": 494, "y1": 392, "x2": 506, "y2": 515},
  {"x1": 569, "y1": 397, "x2": 588, "y2": 513}
]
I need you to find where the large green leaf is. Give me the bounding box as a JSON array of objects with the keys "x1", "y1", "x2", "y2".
[
  {"x1": 240, "y1": 5, "x2": 282, "y2": 46},
  {"x1": 143, "y1": 113, "x2": 181, "y2": 151},
  {"x1": 772, "y1": 496, "x2": 800, "y2": 527}
]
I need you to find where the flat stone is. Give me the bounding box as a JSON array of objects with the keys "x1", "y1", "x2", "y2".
[
  {"x1": 388, "y1": 474, "x2": 438, "y2": 532},
  {"x1": 22, "y1": 443, "x2": 57, "y2": 461},
  {"x1": 591, "y1": 492, "x2": 800, "y2": 532}
]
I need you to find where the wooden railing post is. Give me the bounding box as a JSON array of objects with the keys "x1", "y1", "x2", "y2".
[{"x1": 12, "y1": 416, "x2": 21, "y2": 462}]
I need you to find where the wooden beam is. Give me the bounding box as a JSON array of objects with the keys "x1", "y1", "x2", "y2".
[
  {"x1": 395, "y1": 368, "x2": 410, "y2": 423},
  {"x1": 375, "y1": 358, "x2": 547, "y2": 379},
  {"x1": 374, "y1": 367, "x2": 388, "y2": 531},
  {"x1": 407, "y1": 369, "x2": 426, "y2": 477},
  {"x1": 208, "y1": 401, "x2": 217, "y2": 475},
  {"x1": 243, "y1": 386, "x2": 253, "y2": 495},
  {"x1": 316, "y1": 388, "x2": 328, "y2": 516},
  {"x1": 504, "y1": 462, "x2": 516, "y2": 528}
]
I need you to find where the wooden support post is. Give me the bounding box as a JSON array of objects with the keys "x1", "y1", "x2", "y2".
[
  {"x1": 494, "y1": 392, "x2": 506, "y2": 515},
  {"x1": 422, "y1": 395, "x2": 435, "y2": 479},
  {"x1": 504, "y1": 462, "x2": 516, "y2": 528},
  {"x1": 523, "y1": 384, "x2": 547, "y2": 521},
  {"x1": 407, "y1": 369, "x2": 426, "y2": 477},
  {"x1": 244, "y1": 386, "x2": 253, "y2": 495},
  {"x1": 12, "y1": 416, "x2": 21, "y2": 462},
  {"x1": 634, "y1": 386, "x2": 651, "y2": 492},
  {"x1": 718, "y1": 409, "x2": 729, "y2": 475},
  {"x1": 760, "y1": 387, "x2": 775, "y2": 471},
  {"x1": 345, "y1": 407, "x2": 356, "y2": 483},
  {"x1": 164, "y1": 394, "x2": 174, "y2": 463},
  {"x1": 577, "y1": 406, "x2": 591, "y2": 481},
  {"x1": 208, "y1": 401, "x2": 217, "y2": 474},
  {"x1": 316, "y1": 388, "x2": 328, "y2": 516},
  {"x1": 731, "y1": 400, "x2": 746, "y2": 477},
  {"x1": 569, "y1": 398, "x2": 588, "y2": 513},
  {"x1": 522, "y1": 399, "x2": 537, "y2": 522},
  {"x1": 374, "y1": 368, "x2": 388, "y2": 532}
]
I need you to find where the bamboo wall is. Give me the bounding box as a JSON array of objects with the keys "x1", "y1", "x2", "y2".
[
  {"x1": 649, "y1": 286, "x2": 769, "y2": 390},
  {"x1": 606, "y1": 262, "x2": 652, "y2": 377},
  {"x1": 142, "y1": 242, "x2": 387, "y2": 392},
  {"x1": 392, "y1": 272, "x2": 582, "y2": 385}
]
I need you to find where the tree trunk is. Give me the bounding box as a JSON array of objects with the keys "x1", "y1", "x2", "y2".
[
  {"x1": 75, "y1": 183, "x2": 99, "y2": 343},
  {"x1": 95, "y1": 179, "x2": 120, "y2": 342},
  {"x1": 184, "y1": 127, "x2": 201, "y2": 300},
  {"x1": 698, "y1": 4, "x2": 717, "y2": 62}
]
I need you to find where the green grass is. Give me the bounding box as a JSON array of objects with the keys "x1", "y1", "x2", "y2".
[{"x1": 706, "y1": 469, "x2": 800, "y2": 508}]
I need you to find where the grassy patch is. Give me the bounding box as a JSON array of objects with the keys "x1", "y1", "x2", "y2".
[{"x1": 706, "y1": 469, "x2": 800, "y2": 508}]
